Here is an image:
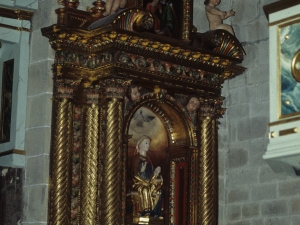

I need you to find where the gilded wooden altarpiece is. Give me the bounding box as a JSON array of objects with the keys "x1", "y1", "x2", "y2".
[{"x1": 41, "y1": 1, "x2": 245, "y2": 225}]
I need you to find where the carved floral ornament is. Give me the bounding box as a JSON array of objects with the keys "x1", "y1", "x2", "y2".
[{"x1": 48, "y1": 28, "x2": 236, "y2": 76}]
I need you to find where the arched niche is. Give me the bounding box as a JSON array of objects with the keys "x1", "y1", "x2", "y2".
[{"x1": 124, "y1": 94, "x2": 196, "y2": 224}]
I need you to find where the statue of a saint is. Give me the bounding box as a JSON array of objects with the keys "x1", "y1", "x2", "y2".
[{"x1": 131, "y1": 135, "x2": 163, "y2": 217}]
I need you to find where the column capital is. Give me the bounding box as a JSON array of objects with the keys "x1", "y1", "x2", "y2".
[
  {"x1": 54, "y1": 78, "x2": 81, "y2": 99},
  {"x1": 199, "y1": 97, "x2": 225, "y2": 118},
  {"x1": 100, "y1": 79, "x2": 131, "y2": 99},
  {"x1": 84, "y1": 86, "x2": 101, "y2": 105}
]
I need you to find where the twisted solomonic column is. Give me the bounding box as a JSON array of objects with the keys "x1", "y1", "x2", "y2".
[
  {"x1": 101, "y1": 79, "x2": 129, "y2": 225},
  {"x1": 102, "y1": 98, "x2": 123, "y2": 225},
  {"x1": 197, "y1": 98, "x2": 223, "y2": 225},
  {"x1": 80, "y1": 92, "x2": 100, "y2": 225},
  {"x1": 50, "y1": 79, "x2": 80, "y2": 225}
]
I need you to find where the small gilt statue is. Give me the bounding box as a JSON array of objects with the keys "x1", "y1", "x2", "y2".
[{"x1": 131, "y1": 135, "x2": 163, "y2": 219}]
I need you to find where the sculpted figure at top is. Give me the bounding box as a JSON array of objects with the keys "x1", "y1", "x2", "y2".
[
  {"x1": 204, "y1": 0, "x2": 235, "y2": 35},
  {"x1": 103, "y1": 0, "x2": 128, "y2": 16}
]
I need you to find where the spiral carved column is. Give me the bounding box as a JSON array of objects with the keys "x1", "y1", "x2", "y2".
[
  {"x1": 101, "y1": 79, "x2": 128, "y2": 225},
  {"x1": 197, "y1": 99, "x2": 219, "y2": 225},
  {"x1": 50, "y1": 79, "x2": 80, "y2": 225},
  {"x1": 102, "y1": 98, "x2": 123, "y2": 224},
  {"x1": 80, "y1": 103, "x2": 100, "y2": 225}
]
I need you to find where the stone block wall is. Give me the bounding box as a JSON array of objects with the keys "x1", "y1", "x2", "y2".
[
  {"x1": 194, "y1": 0, "x2": 300, "y2": 225},
  {"x1": 22, "y1": 0, "x2": 56, "y2": 224}
]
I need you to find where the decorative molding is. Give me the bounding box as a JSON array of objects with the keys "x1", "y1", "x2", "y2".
[
  {"x1": 269, "y1": 116, "x2": 300, "y2": 126},
  {"x1": 268, "y1": 13, "x2": 300, "y2": 27},
  {"x1": 279, "y1": 127, "x2": 298, "y2": 136},
  {"x1": 0, "y1": 149, "x2": 26, "y2": 157},
  {"x1": 0, "y1": 23, "x2": 31, "y2": 32},
  {"x1": 263, "y1": 0, "x2": 300, "y2": 20},
  {"x1": 0, "y1": 7, "x2": 34, "y2": 21}
]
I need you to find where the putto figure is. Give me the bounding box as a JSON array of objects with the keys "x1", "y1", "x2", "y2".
[
  {"x1": 127, "y1": 84, "x2": 141, "y2": 102},
  {"x1": 204, "y1": 0, "x2": 235, "y2": 35},
  {"x1": 103, "y1": 0, "x2": 127, "y2": 16}
]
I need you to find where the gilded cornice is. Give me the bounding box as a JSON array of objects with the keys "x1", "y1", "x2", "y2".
[
  {"x1": 42, "y1": 26, "x2": 243, "y2": 76},
  {"x1": 52, "y1": 50, "x2": 223, "y2": 97},
  {"x1": 42, "y1": 6, "x2": 246, "y2": 100}
]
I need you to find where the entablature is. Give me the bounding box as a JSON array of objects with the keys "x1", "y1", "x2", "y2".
[{"x1": 42, "y1": 6, "x2": 246, "y2": 90}]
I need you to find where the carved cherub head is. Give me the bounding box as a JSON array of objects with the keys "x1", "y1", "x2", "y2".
[
  {"x1": 126, "y1": 84, "x2": 141, "y2": 102},
  {"x1": 186, "y1": 96, "x2": 200, "y2": 114}
]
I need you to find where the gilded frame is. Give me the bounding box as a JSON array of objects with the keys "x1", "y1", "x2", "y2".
[{"x1": 123, "y1": 96, "x2": 195, "y2": 225}]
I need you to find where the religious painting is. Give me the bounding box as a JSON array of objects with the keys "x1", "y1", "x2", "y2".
[
  {"x1": 126, "y1": 107, "x2": 168, "y2": 224},
  {"x1": 279, "y1": 19, "x2": 300, "y2": 118},
  {"x1": 140, "y1": 0, "x2": 192, "y2": 40},
  {"x1": 0, "y1": 59, "x2": 14, "y2": 143}
]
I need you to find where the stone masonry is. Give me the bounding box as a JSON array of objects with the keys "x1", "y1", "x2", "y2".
[{"x1": 195, "y1": 0, "x2": 300, "y2": 224}]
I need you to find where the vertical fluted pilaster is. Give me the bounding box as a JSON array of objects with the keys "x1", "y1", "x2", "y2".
[
  {"x1": 80, "y1": 104, "x2": 100, "y2": 225},
  {"x1": 197, "y1": 116, "x2": 218, "y2": 225},
  {"x1": 102, "y1": 98, "x2": 123, "y2": 225},
  {"x1": 50, "y1": 98, "x2": 73, "y2": 225}
]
